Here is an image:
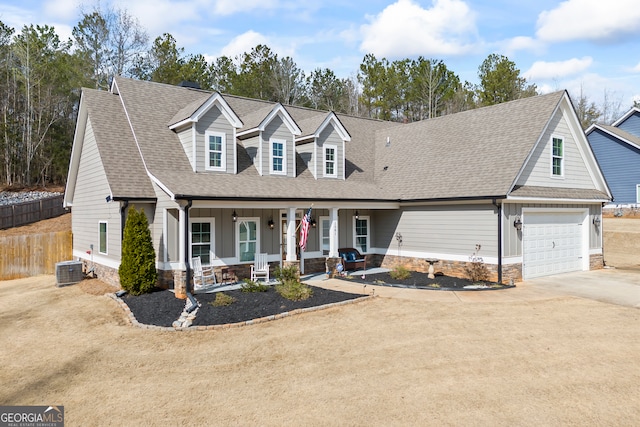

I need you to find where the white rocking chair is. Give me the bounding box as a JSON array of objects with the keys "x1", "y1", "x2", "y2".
[
  {"x1": 192, "y1": 256, "x2": 217, "y2": 290},
  {"x1": 250, "y1": 253, "x2": 270, "y2": 282}
]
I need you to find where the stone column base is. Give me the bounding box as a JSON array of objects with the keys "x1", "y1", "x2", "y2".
[{"x1": 174, "y1": 270, "x2": 187, "y2": 299}]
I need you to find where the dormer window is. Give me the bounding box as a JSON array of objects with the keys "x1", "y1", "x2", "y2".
[
  {"x1": 206, "y1": 131, "x2": 226, "y2": 171},
  {"x1": 324, "y1": 145, "x2": 337, "y2": 177},
  {"x1": 270, "y1": 139, "x2": 286, "y2": 175}
]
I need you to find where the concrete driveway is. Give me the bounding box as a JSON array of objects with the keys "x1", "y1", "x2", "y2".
[{"x1": 524, "y1": 268, "x2": 640, "y2": 308}]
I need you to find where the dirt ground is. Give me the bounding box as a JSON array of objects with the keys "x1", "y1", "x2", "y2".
[
  {"x1": 603, "y1": 217, "x2": 640, "y2": 270},
  {"x1": 0, "y1": 212, "x2": 71, "y2": 237},
  {"x1": 0, "y1": 215, "x2": 638, "y2": 425},
  {"x1": 0, "y1": 277, "x2": 638, "y2": 425}
]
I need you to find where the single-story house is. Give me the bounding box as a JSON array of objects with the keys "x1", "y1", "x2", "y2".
[
  {"x1": 586, "y1": 107, "x2": 640, "y2": 212},
  {"x1": 64, "y1": 77, "x2": 611, "y2": 294}
]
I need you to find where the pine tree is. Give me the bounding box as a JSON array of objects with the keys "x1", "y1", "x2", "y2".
[{"x1": 119, "y1": 206, "x2": 157, "y2": 295}]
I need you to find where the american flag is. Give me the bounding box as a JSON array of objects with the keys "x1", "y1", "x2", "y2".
[{"x1": 299, "y1": 207, "x2": 312, "y2": 251}]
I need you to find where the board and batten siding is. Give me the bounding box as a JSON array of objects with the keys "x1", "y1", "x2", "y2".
[
  {"x1": 616, "y1": 111, "x2": 640, "y2": 135},
  {"x1": 263, "y1": 116, "x2": 294, "y2": 177},
  {"x1": 587, "y1": 128, "x2": 640, "y2": 204},
  {"x1": 72, "y1": 118, "x2": 122, "y2": 264},
  {"x1": 195, "y1": 105, "x2": 236, "y2": 174},
  {"x1": 150, "y1": 182, "x2": 180, "y2": 264},
  {"x1": 516, "y1": 109, "x2": 596, "y2": 189},
  {"x1": 373, "y1": 205, "x2": 498, "y2": 257},
  {"x1": 503, "y1": 203, "x2": 601, "y2": 257},
  {"x1": 317, "y1": 124, "x2": 344, "y2": 179}
]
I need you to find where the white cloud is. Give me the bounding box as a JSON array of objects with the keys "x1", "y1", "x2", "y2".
[
  {"x1": 502, "y1": 36, "x2": 544, "y2": 55},
  {"x1": 523, "y1": 57, "x2": 593, "y2": 81},
  {"x1": 117, "y1": 0, "x2": 201, "y2": 38},
  {"x1": 536, "y1": 0, "x2": 640, "y2": 43},
  {"x1": 217, "y1": 30, "x2": 295, "y2": 59},
  {"x1": 220, "y1": 31, "x2": 269, "y2": 57},
  {"x1": 213, "y1": 0, "x2": 279, "y2": 16},
  {"x1": 633, "y1": 62, "x2": 640, "y2": 73},
  {"x1": 359, "y1": 0, "x2": 478, "y2": 58},
  {"x1": 42, "y1": 0, "x2": 79, "y2": 21}
]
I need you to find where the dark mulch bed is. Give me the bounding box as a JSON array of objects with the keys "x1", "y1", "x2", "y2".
[
  {"x1": 341, "y1": 271, "x2": 514, "y2": 291},
  {"x1": 122, "y1": 285, "x2": 366, "y2": 327}
]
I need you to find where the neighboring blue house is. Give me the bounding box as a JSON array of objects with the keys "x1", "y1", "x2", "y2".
[{"x1": 586, "y1": 107, "x2": 640, "y2": 210}]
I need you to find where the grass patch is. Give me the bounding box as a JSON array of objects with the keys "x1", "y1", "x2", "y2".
[
  {"x1": 210, "y1": 292, "x2": 236, "y2": 307},
  {"x1": 275, "y1": 279, "x2": 313, "y2": 301},
  {"x1": 389, "y1": 265, "x2": 411, "y2": 280},
  {"x1": 241, "y1": 279, "x2": 269, "y2": 293}
]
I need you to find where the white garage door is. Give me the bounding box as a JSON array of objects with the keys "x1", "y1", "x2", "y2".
[{"x1": 523, "y1": 212, "x2": 584, "y2": 279}]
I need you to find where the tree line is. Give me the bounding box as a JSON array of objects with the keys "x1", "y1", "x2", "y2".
[{"x1": 0, "y1": 5, "x2": 629, "y2": 188}]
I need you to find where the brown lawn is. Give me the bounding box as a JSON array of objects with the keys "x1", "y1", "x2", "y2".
[{"x1": 0, "y1": 216, "x2": 638, "y2": 425}]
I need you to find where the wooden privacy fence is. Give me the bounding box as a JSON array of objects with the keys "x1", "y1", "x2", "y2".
[
  {"x1": 0, "y1": 231, "x2": 73, "y2": 280},
  {"x1": 0, "y1": 195, "x2": 66, "y2": 229}
]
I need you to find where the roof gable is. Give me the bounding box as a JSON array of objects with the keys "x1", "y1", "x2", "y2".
[
  {"x1": 237, "y1": 104, "x2": 301, "y2": 137},
  {"x1": 169, "y1": 92, "x2": 243, "y2": 130},
  {"x1": 296, "y1": 112, "x2": 351, "y2": 143},
  {"x1": 611, "y1": 106, "x2": 640, "y2": 127},
  {"x1": 511, "y1": 92, "x2": 610, "y2": 199}
]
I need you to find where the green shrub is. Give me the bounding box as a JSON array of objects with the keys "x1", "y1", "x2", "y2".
[
  {"x1": 389, "y1": 265, "x2": 411, "y2": 280},
  {"x1": 274, "y1": 264, "x2": 299, "y2": 282},
  {"x1": 275, "y1": 279, "x2": 313, "y2": 301},
  {"x1": 210, "y1": 292, "x2": 236, "y2": 307},
  {"x1": 241, "y1": 278, "x2": 269, "y2": 293},
  {"x1": 118, "y1": 206, "x2": 157, "y2": 295}
]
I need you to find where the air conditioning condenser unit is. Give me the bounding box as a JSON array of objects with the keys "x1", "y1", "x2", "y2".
[{"x1": 55, "y1": 260, "x2": 84, "y2": 287}]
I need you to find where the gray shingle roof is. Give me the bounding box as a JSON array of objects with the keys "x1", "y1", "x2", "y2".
[
  {"x1": 598, "y1": 125, "x2": 640, "y2": 149},
  {"x1": 82, "y1": 88, "x2": 155, "y2": 199},
  {"x1": 374, "y1": 91, "x2": 566, "y2": 199},
  {"x1": 93, "y1": 78, "x2": 601, "y2": 203},
  {"x1": 510, "y1": 185, "x2": 609, "y2": 200}
]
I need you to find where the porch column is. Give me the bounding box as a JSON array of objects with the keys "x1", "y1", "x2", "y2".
[
  {"x1": 286, "y1": 207, "x2": 297, "y2": 262},
  {"x1": 329, "y1": 207, "x2": 339, "y2": 257},
  {"x1": 178, "y1": 203, "x2": 187, "y2": 270}
]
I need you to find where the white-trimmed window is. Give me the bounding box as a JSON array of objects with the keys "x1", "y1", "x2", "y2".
[
  {"x1": 353, "y1": 216, "x2": 370, "y2": 253},
  {"x1": 320, "y1": 216, "x2": 330, "y2": 255},
  {"x1": 324, "y1": 145, "x2": 337, "y2": 177},
  {"x1": 237, "y1": 218, "x2": 259, "y2": 262},
  {"x1": 190, "y1": 218, "x2": 214, "y2": 264},
  {"x1": 270, "y1": 139, "x2": 286, "y2": 175},
  {"x1": 551, "y1": 136, "x2": 564, "y2": 177},
  {"x1": 99, "y1": 221, "x2": 108, "y2": 254},
  {"x1": 636, "y1": 184, "x2": 640, "y2": 203},
  {"x1": 206, "y1": 131, "x2": 226, "y2": 171}
]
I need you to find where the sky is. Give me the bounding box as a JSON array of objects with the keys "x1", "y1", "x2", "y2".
[{"x1": 2, "y1": 0, "x2": 640, "y2": 110}]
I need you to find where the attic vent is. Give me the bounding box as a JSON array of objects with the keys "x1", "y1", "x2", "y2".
[
  {"x1": 385, "y1": 136, "x2": 391, "y2": 147},
  {"x1": 178, "y1": 81, "x2": 201, "y2": 89}
]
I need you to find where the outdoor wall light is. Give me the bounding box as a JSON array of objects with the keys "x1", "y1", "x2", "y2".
[
  {"x1": 268, "y1": 218, "x2": 274, "y2": 229},
  {"x1": 513, "y1": 216, "x2": 522, "y2": 231},
  {"x1": 354, "y1": 210, "x2": 359, "y2": 220},
  {"x1": 593, "y1": 216, "x2": 601, "y2": 227},
  {"x1": 232, "y1": 210, "x2": 237, "y2": 222},
  {"x1": 311, "y1": 218, "x2": 317, "y2": 228}
]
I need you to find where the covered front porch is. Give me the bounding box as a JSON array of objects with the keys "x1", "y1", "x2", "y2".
[{"x1": 158, "y1": 200, "x2": 397, "y2": 292}]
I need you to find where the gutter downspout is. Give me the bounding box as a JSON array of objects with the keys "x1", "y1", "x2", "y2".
[
  {"x1": 183, "y1": 199, "x2": 198, "y2": 309},
  {"x1": 492, "y1": 198, "x2": 503, "y2": 284},
  {"x1": 120, "y1": 201, "x2": 129, "y2": 241}
]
